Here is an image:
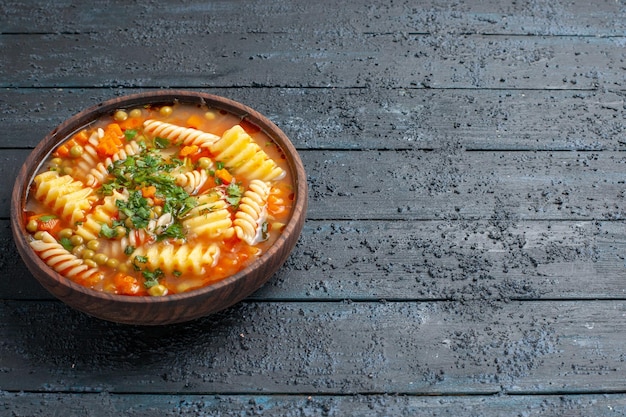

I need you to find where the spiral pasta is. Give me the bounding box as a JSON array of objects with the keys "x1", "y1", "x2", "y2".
[
  {"x1": 210, "y1": 125, "x2": 285, "y2": 182},
  {"x1": 175, "y1": 168, "x2": 211, "y2": 195},
  {"x1": 182, "y1": 192, "x2": 235, "y2": 239},
  {"x1": 132, "y1": 242, "x2": 220, "y2": 276},
  {"x1": 29, "y1": 232, "x2": 101, "y2": 281},
  {"x1": 143, "y1": 119, "x2": 221, "y2": 148},
  {"x1": 86, "y1": 140, "x2": 143, "y2": 187},
  {"x1": 74, "y1": 191, "x2": 125, "y2": 241},
  {"x1": 234, "y1": 180, "x2": 271, "y2": 245},
  {"x1": 102, "y1": 229, "x2": 151, "y2": 259},
  {"x1": 24, "y1": 102, "x2": 293, "y2": 296},
  {"x1": 70, "y1": 129, "x2": 103, "y2": 182},
  {"x1": 33, "y1": 171, "x2": 95, "y2": 225}
]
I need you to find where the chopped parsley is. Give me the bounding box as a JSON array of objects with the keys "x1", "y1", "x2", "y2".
[
  {"x1": 129, "y1": 254, "x2": 163, "y2": 287},
  {"x1": 38, "y1": 214, "x2": 57, "y2": 222},
  {"x1": 116, "y1": 190, "x2": 152, "y2": 229},
  {"x1": 225, "y1": 183, "x2": 244, "y2": 207},
  {"x1": 60, "y1": 237, "x2": 73, "y2": 252},
  {"x1": 142, "y1": 268, "x2": 164, "y2": 288},
  {"x1": 99, "y1": 223, "x2": 117, "y2": 239},
  {"x1": 124, "y1": 129, "x2": 138, "y2": 141},
  {"x1": 100, "y1": 148, "x2": 196, "y2": 239},
  {"x1": 157, "y1": 222, "x2": 185, "y2": 241},
  {"x1": 154, "y1": 136, "x2": 170, "y2": 149}
]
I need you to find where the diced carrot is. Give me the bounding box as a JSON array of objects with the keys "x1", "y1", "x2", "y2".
[
  {"x1": 72, "y1": 129, "x2": 90, "y2": 145},
  {"x1": 186, "y1": 114, "x2": 204, "y2": 129},
  {"x1": 118, "y1": 117, "x2": 143, "y2": 130},
  {"x1": 179, "y1": 145, "x2": 199, "y2": 158},
  {"x1": 37, "y1": 217, "x2": 61, "y2": 232},
  {"x1": 141, "y1": 185, "x2": 157, "y2": 199},
  {"x1": 113, "y1": 272, "x2": 143, "y2": 295},
  {"x1": 53, "y1": 144, "x2": 70, "y2": 158},
  {"x1": 54, "y1": 131, "x2": 89, "y2": 157},
  {"x1": 267, "y1": 194, "x2": 287, "y2": 216},
  {"x1": 190, "y1": 148, "x2": 212, "y2": 164},
  {"x1": 107, "y1": 123, "x2": 124, "y2": 137},
  {"x1": 96, "y1": 123, "x2": 124, "y2": 157},
  {"x1": 215, "y1": 168, "x2": 233, "y2": 184},
  {"x1": 28, "y1": 214, "x2": 62, "y2": 234}
]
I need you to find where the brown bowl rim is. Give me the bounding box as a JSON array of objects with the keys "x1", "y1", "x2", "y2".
[{"x1": 10, "y1": 90, "x2": 307, "y2": 321}]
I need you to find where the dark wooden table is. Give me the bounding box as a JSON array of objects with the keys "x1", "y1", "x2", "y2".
[{"x1": 2, "y1": 1, "x2": 626, "y2": 415}]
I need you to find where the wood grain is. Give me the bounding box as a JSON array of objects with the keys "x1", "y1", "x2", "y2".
[
  {"x1": 0, "y1": 300, "x2": 625, "y2": 394},
  {"x1": 2, "y1": 0, "x2": 626, "y2": 411},
  {"x1": 1, "y1": 33, "x2": 622, "y2": 90},
  {"x1": 1, "y1": 88, "x2": 624, "y2": 151},
  {"x1": 4, "y1": 149, "x2": 626, "y2": 221},
  {"x1": 3, "y1": 392, "x2": 626, "y2": 417},
  {"x1": 2, "y1": 0, "x2": 625, "y2": 36},
  {"x1": 3, "y1": 219, "x2": 625, "y2": 302}
]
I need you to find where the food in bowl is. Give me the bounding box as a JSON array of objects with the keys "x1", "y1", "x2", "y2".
[{"x1": 22, "y1": 101, "x2": 294, "y2": 297}]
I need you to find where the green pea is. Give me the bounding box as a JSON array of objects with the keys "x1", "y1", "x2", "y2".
[
  {"x1": 26, "y1": 219, "x2": 39, "y2": 233},
  {"x1": 33, "y1": 231, "x2": 45, "y2": 240},
  {"x1": 114, "y1": 110, "x2": 128, "y2": 121},
  {"x1": 129, "y1": 108, "x2": 142, "y2": 118},
  {"x1": 198, "y1": 157, "x2": 212, "y2": 169},
  {"x1": 70, "y1": 235, "x2": 84, "y2": 246},
  {"x1": 69, "y1": 145, "x2": 84, "y2": 158},
  {"x1": 86, "y1": 239, "x2": 100, "y2": 251},
  {"x1": 148, "y1": 284, "x2": 168, "y2": 297},
  {"x1": 106, "y1": 258, "x2": 120, "y2": 269},
  {"x1": 63, "y1": 166, "x2": 73, "y2": 176},
  {"x1": 59, "y1": 228, "x2": 73, "y2": 239},
  {"x1": 83, "y1": 259, "x2": 97, "y2": 268},
  {"x1": 159, "y1": 106, "x2": 173, "y2": 117},
  {"x1": 93, "y1": 253, "x2": 108, "y2": 265},
  {"x1": 72, "y1": 245, "x2": 86, "y2": 256},
  {"x1": 51, "y1": 158, "x2": 63, "y2": 166},
  {"x1": 115, "y1": 226, "x2": 126, "y2": 238},
  {"x1": 82, "y1": 249, "x2": 95, "y2": 259}
]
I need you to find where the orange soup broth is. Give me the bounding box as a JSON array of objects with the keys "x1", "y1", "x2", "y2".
[{"x1": 25, "y1": 103, "x2": 295, "y2": 296}]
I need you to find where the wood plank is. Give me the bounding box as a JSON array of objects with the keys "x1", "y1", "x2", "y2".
[
  {"x1": 262, "y1": 219, "x2": 626, "y2": 301},
  {"x1": 2, "y1": 32, "x2": 622, "y2": 89},
  {"x1": 4, "y1": 149, "x2": 626, "y2": 220},
  {"x1": 3, "y1": 219, "x2": 625, "y2": 302},
  {"x1": 302, "y1": 149, "x2": 626, "y2": 221},
  {"x1": 2, "y1": 0, "x2": 625, "y2": 36},
  {"x1": 3, "y1": 392, "x2": 626, "y2": 417},
  {"x1": 2, "y1": 88, "x2": 624, "y2": 151},
  {"x1": 0, "y1": 300, "x2": 625, "y2": 394}
]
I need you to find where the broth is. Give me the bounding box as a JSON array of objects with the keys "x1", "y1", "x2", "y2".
[{"x1": 24, "y1": 103, "x2": 294, "y2": 296}]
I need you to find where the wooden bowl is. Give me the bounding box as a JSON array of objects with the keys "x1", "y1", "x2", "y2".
[{"x1": 11, "y1": 90, "x2": 307, "y2": 325}]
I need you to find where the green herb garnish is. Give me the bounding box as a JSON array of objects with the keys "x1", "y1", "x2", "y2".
[
  {"x1": 99, "y1": 223, "x2": 117, "y2": 239},
  {"x1": 124, "y1": 129, "x2": 138, "y2": 141},
  {"x1": 60, "y1": 237, "x2": 73, "y2": 252},
  {"x1": 116, "y1": 190, "x2": 152, "y2": 229},
  {"x1": 157, "y1": 222, "x2": 185, "y2": 241},
  {"x1": 38, "y1": 214, "x2": 57, "y2": 222},
  {"x1": 154, "y1": 136, "x2": 170, "y2": 149},
  {"x1": 142, "y1": 268, "x2": 164, "y2": 288},
  {"x1": 225, "y1": 183, "x2": 244, "y2": 207}
]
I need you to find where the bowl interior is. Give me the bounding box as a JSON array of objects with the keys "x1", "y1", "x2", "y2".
[{"x1": 11, "y1": 90, "x2": 307, "y2": 325}]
